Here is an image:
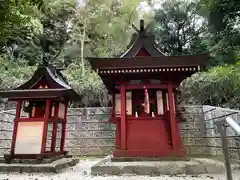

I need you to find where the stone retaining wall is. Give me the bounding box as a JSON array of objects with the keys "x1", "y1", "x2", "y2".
[
  {"x1": 180, "y1": 105, "x2": 240, "y2": 158},
  {"x1": 64, "y1": 108, "x2": 114, "y2": 156},
  {"x1": 0, "y1": 105, "x2": 240, "y2": 158},
  {"x1": 0, "y1": 109, "x2": 15, "y2": 156},
  {"x1": 0, "y1": 107, "x2": 114, "y2": 157}
]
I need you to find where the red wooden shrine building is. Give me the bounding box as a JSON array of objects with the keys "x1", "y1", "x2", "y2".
[
  {"x1": 89, "y1": 19, "x2": 208, "y2": 157},
  {"x1": 0, "y1": 62, "x2": 80, "y2": 160}
]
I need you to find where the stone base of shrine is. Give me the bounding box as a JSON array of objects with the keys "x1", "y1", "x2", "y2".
[
  {"x1": 0, "y1": 155, "x2": 79, "y2": 173},
  {"x1": 113, "y1": 149, "x2": 186, "y2": 158},
  {"x1": 91, "y1": 155, "x2": 225, "y2": 176}
]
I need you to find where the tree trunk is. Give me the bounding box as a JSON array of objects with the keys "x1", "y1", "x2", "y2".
[{"x1": 80, "y1": 22, "x2": 86, "y2": 76}]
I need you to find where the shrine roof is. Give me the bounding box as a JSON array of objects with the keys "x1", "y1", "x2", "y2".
[
  {"x1": 0, "y1": 61, "x2": 81, "y2": 101},
  {"x1": 120, "y1": 19, "x2": 164, "y2": 58},
  {"x1": 16, "y1": 62, "x2": 71, "y2": 90},
  {"x1": 0, "y1": 89, "x2": 79, "y2": 101},
  {"x1": 89, "y1": 19, "x2": 209, "y2": 93},
  {"x1": 88, "y1": 53, "x2": 208, "y2": 70},
  {"x1": 88, "y1": 19, "x2": 208, "y2": 71}
]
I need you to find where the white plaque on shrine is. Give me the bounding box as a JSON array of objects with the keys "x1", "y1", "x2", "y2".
[
  {"x1": 58, "y1": 103, "x2": 65, "y2": 119},
  {"x1": 166, "y1": 92, "x2": 169, "y2": 111},
  {"x1": 173, "y1": 92, "x2": 176, "y2": 113},
  {"x1": 115, "y1": 94, "x2": 121, "y2": 117},
  {"x1": 165, "y1": 92, "x2": 175, "y2": 112},
  {"x1": 157, "y1": 91, "x2": 164, "y2": 115},
  {"x1": 126, "y1": 91, "x2": 132, "y2": 115},
  {"x1": 15, "y1": 122, "x2": 44, "y2": 154}
]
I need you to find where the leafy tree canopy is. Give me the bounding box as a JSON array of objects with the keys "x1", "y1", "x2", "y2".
[{"x1": 150, "y1": 0, "x2": 208, "y2": 56}]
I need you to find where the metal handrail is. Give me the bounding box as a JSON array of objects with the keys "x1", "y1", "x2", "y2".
[
  {"x1": 226, "y1": 117, "x2": 240, "y2": 135},
  {"x1": 216, "y1": 116, "x2": 240, "y2": 180}
]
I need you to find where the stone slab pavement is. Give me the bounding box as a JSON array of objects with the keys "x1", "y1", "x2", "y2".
[{"x1": 0, "y1": 158, "x2": 239, "y2": 180}]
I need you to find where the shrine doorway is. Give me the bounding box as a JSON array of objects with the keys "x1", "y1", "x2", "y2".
[{"x1": 114, "y1": 85, "x2": 176, "y2": 156}]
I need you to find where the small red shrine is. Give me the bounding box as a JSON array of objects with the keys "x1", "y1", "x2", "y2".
[
  {"x1": 0, "y1": 61, "x2": 80, "y2": 161},
  {"x1": 89, "y1": 19, "x2": 208, "y2": 157}
]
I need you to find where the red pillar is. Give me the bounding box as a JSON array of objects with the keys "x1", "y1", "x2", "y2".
[
  {"x1": 112, "y1": 93, "x2": 115, "y2": 121},
  {"x1": 115, "y1": 122, "x2": 121, "y2": 149},
  {"x1": 60, "y1": 102, "x2": 68, "y2": 152},
  {"x1": 162, "y1": 91, "x2": 168, "y2": 119},
  {"x1": 167, "y1": 83, "x2": 177, "y2": 150},
  {"x1": 112, "y1": 93, "x2": 115, "y2": 112},
  {"x1": 120, "y1": 83, "x2": 126, "y2": 150},
  {"x1": 112, "y1": 93, "x2": 120, "y2": 149},
  {"x1": 10, "y1": 101, "x2": 22, "y2": 157},
  {"x1": 162, "y1": 91, "x2": 172, "y2": 145},
  {"x1": 51, "y1": 122, "x2": 57, "y2": 152},
  {"x1": 41, "y1": 100, "x2": 51, "y2": 154},
  {"x1": 51, "y1": 103, "x2": 58, "y2": 152}
]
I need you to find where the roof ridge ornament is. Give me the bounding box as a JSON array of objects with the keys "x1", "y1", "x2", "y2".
[
  {"x1": 140, "y1": 19, "x2": 144, "y2": 31},
  {"x1": 42, "y1": 54, "x2": 49, "y2": 66},
  {"x1": 132, "y1": 19, "x2": 150, "y2": 37}
]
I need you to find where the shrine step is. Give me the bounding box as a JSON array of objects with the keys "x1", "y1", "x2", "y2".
[
  {"x1": 111, "y1": 156, "x2": 190, "y2": 162},
  {"x1": 0, "y1": 157, "x2": 79, "y2": 173},
  {"x1": 91, "y1": 155, "x2": 226, "y2": 176},
  {"x1": 0, "y1": 155, "x2": 72, "y2": 164}
]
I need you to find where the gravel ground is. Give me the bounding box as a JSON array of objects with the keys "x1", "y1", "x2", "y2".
[{"x1": 0, "y1": 158, "x2": 240, "y2": 180}]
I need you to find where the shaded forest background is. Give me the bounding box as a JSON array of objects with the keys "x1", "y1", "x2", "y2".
[{"x1": 0, "y1": 0, "x2": 240, "y2": 108}]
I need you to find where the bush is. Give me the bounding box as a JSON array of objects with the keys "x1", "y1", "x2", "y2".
[
  {"x1": 63, "y1": 63, "x2": 109, "y2": 107},
  {"x1": 0, "y1": 56, "x2": 36, "y2": 90},
  {"x1": 179, "y1": 65, "x2": 240, "y2": 109}
]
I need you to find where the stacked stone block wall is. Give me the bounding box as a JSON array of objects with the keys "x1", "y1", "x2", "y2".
[
  {"x1": 0, "y1": 107, "x2": 114, "y2": 157},
  {"x1": 180, "y1": 105, "x2": 240, "y2": 159},
  {"x1": 0, "y1": 109, "x2": 15, "y2": 156},
  {"x1": 0, "y1": 104, "x2": 240, "y2": 158}
]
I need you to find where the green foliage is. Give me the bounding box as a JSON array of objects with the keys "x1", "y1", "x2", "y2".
[
  {"x1": 180, "y1": 65, "x2": 240, "y2": 109},
  {"x1": 0, "y1": 0, "x2": 44, "y2": 47},
  {"x1": 200, "y1": 0, "x2": 240, "y2": 32},
  {"x1": 179, "y1": 0, "x2": 240, "y2": 108},
  {"x1": 151, "y1": 0, "x2": 208, "y2": 55},
  {"x1": 0, "y1": 0, "x2": 142, "y2": 107},
  {"x1": 70, "y1": 0, "x2": 141, "y2": 58},
  {"x1": 63, "y1": 64, "x2": 109, "y2": 107},
  {"x1": 200, "y1": 0, "x2": 240, "y2": 65},
  {"x1": 0, "y1": 0, "x2": 239, "y2": 108},
  {"x1": 0, "y1": 55, "x2": 36, "y2": 90}
]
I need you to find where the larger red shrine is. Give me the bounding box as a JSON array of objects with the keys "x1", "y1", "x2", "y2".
[
  {"x1": 89, "y1": 19, "x2": 208, "y2": 157},
  {"x1": 0, "y1": 61, "x2": 80, "y2": 161}
]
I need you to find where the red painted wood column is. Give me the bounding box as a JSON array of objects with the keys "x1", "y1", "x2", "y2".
[
  {"x1": 51, "y1": 122, "x2": 57, "y2": 152},
  {"x1": 51, "y1": 103, "x2": 58, "y2": 152},
  {"x1": 60, "y1": 102, "x2": 68, "y2": 152},
  {"x1": 41, "y1": 100, "x2": 51, "y2": 154},
  {"x1": 112, "y1": 93, "x2": 115, "y2": 120},
  {"x1": 162, "y1": 91, "x2": 168, "y2": 119},
  {"x1": 112, "y1": 93, "x2": 120, "y2": 149},
  {"x1": 51, "y1": 104, "x2": 59, "y2": 152},
  {"x1": 10, "y1": 101, "x2": 22, "y2": 157},
  {"x1": 162, "y1": 91, "x2": 172, "y2": 145},
  {"x1": 120, "y1": 83, "x2": 126, "y2": 150},
  {"x1": 167, "y1": 83, "x2": 177, "y2": 150}
]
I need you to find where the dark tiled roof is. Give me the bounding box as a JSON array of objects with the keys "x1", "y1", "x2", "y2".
[
  {"x1": 120, "y1": 19, "x2": 165, "y2": 58},
  {"x1": 16, "y1": 63, "x2": 71, "y2": 90},
  {"x1": 0, "y1": 62, "x2": 80, "y2": 101},
  {"x1": 0, "y1": 89, "x2": 79, "y2": 101},
  {"x1": 89, "y1": 53, "x2": 208, "y2": 69}
]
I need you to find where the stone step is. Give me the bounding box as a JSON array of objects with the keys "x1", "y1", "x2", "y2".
[
  {"x1": 91, "y1": 156, "x2": 226, "y2": 176},
  {"x1": 0, "y1": 157, "x2": 79, "y2": 173},
  {"x1": 0, "y1": 155, "x2": 72, "y2": 164},
  {"x1": 111, "y1": 156, "x2": 189, "y2": 162}
]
